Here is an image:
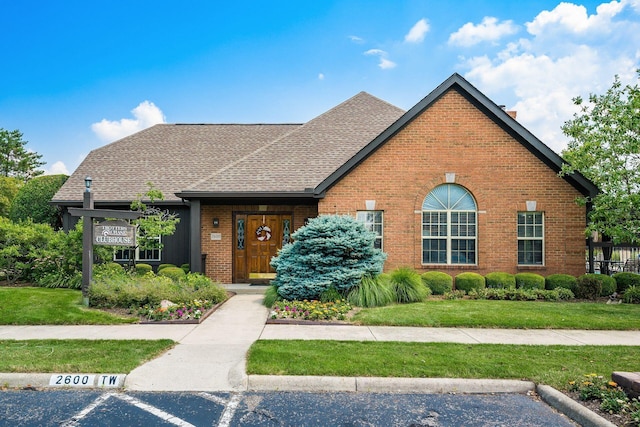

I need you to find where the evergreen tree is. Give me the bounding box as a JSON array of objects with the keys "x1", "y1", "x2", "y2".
[
  {"x1": 0, "y1": 128, "x2": 45, "y2": 181},
  {"x1": 270, "y1": 215, "x2": 386, "y2": 300}
]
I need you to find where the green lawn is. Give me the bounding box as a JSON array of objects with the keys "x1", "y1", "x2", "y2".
[
  {"x1": 0, "y1": 287, "x2": 137, "y2": 325},
  {"x1": 247, "y1": 340, "x2": 640, "y2": 390},
  {"x1": 351, "y1": 299, "x2": 640, "y2": 330},
  {"x1": 0, "y1": 339, "x2": 175, "y2": 373}
]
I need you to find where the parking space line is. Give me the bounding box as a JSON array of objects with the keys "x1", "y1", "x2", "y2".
[
  {"x1": 218, "y1": 393, "x2": 243, "y2": 427},
  {"x1": 114, "y1": 394, "x2": 196, "y2": 426},
  {"x1": 60, "y1": 393, "x2": 115, "y2": 427},
  {"x1": 197, "y1": 391, "x2": 229, "y2": 406}
]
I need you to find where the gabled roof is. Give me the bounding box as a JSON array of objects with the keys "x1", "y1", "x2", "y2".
[
  {"x1": 175, "y1": 92, "x2": 405, "y2": 198},
  {"x1": 315, "y1": 73, "x2": 598, "y2": 198},
  {"x1": 53, "y1": 124, "x2": 301, "y2": 203}
]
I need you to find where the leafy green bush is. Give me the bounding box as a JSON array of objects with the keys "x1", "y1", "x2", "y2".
[
  {"x1": 88, "y1": 270, "x2": 227, "y2": 309},
  {"x1": 515, "y1": 273, "x2": 545, "y2": 290},
  {"x1": 421, "y1": 271, "x2": 453, "y2": 295},
  {"x1": 320, "y1": 286, "x2": 343, "y2": 302},
  {"x1": 158, "y1": 263, "x2": 176, "y2": 272},
  {"x1": 9, "y1": 174, "x2": 68, "y2": 228},
  {"x1": 612, "y1": 272, "x2": 640, "y2": 293},
  {"x1": 577, "y1": 273, "x2": 616, "y2": 296},
  {"x1": 485, "y1": 272, "x2": 515, "y2": 289},
  {"x1": 545, "y1": 274, "x2": 577, "y2": 292},
  {"x1": 270, "y1": 215, "x2": 386, "y2": 300},
  {"x1": 347, "y1": 274, "x2": 394, "y2": 308},
  {"x1": 0, "y1": 217, "x2": 54, "y2": 284},
  {"x1": 575, "y1": 274, "x2": 603, "y2": 300},
  {"x1": 454, "y1": 272, "x2": 485, "y2": 292},
  {"x1": 389, "y1": 267, "x2": 430, "y2": 303},
  {"x1": 623, "y1": 285, "x2": 640, "y2": 304},
  {"x1": 158, "y1": 266, "x2": 187, "y2": 282},
  {"x1": 134, "y1": 263, "x2": 153, "y2": 275},
  {"x1": 180, "y1": 263, "x2": 190, "y2": 274}
]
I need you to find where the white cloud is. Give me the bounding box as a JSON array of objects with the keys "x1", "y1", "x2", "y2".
[
  {"x1": 91, "y1": 101, "x2": 166, "y2": 142},
  {"x1": 449, "y1": 17, "x2": 518, "y2": 47},
  {"x1": 364, "y1": 49, "x2": 387, "y2": 56},
  {"x1": 44, "y1": 161, "x2": 70, "y2": 176},
  {"x1": 526, "y1": 1, "x2": 625, "y2": 35},
  {"x1": 404, "y1": 18, "x2": 430, "y2": 43},
  {"x1": 349, "y1": 35, "x2": 364, "y2": 43},
  {"x1": 318, "y1": 73, "x2": 325, "y2": 80},
  {"x1": 364, "y1": 49, "x2": 396, "y2": 69},
  {"x1": 379, "y1": 58, "x2": 397, "y2": 69},
  {"x1": 456, "y1": 1, "x2": 640, "y2": 154}
]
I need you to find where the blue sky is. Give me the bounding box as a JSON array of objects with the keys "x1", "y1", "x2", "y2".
[{"x1": 1, "y1": 0, "x2": 639, "y2": 175}]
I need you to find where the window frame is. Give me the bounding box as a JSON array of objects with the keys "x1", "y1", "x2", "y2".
[
  {"x1": 421, "y1": 184, "x2": 477, "y2": 266},
  {"x1": 356, "y1": 210, "x2": 383, "y2": 250},
  {"x1": 517, "y1": 212, "x2": 544, "y2": 266},
  {"x1": 114, "y1": 235, "x2": 162, "y2": 262}
]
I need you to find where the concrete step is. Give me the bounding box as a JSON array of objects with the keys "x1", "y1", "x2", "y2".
[{"x1": 222, "y1": 283, "x2": 269, "y2": 295}]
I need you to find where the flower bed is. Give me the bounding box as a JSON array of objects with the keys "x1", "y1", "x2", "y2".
[
  {"x1": 137, "y1": 299, "x2": 217, "y2": 324},
  {"x1": 269, "y1": 299, "x2": 352, "y2": 321},
  {"x1": 567, "y1": 373, "x2": 640, "y2": 426}
]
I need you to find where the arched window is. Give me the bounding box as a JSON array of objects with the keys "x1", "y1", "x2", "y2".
[{"x1": 422, "y1": 184, "x2": 477, "y2": 265}]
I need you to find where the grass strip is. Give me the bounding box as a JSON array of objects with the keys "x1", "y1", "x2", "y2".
[
  {"x1": 247, "y1": 340, "x2": 640, "y2": 390},
  {"x1": 0, "y1": 340, "x2": 175, "y2": 373},
  {"x1": 0, "y1": 288, "x2": 137, "y2": 325},
  {"x1": 352, "y1": 299, "x2": 640, "y2": 330}
]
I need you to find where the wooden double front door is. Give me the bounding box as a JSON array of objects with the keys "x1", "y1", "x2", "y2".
[{"x1": 233, "y1": 213, "x2": 292, "y2": 282}]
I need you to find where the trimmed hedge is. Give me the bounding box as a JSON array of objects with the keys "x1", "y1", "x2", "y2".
[
  {"x1": 545, "y1": 274, "x2": 577, "y2": 292},
  {"x1": 158, "y1": 266, "x2": 187, "y2": 282},
  {"x1": 515, "y1": 273, "x2": 545, "y2": 290},
  {"x1": 158, "y1": 263, "x2": 177, "y2": 272},
  {"x1": 612, "y1": 272, "x2": 640, "y2": 293},
  {"x1": 485, "y1": 272, "x2": 515, "y2": 289},
  {"x1": 576, "y1": 273, "x2": 616, "y2": 297},
  {"x1": 134, "y1": 263, "x2": 153, "y2": 275},
  {"x1": 454, "y1": 272, "x2": 485, "y2": 292},
  {"x1": 180, "y1": 263, "x2": 190, "y2": 274},
  {"x1": 575, "y1": 274, "x2": 602, "y2": 300},
  {"x1": 421, "y1": 271, "x2": 453, "y2": 295}
]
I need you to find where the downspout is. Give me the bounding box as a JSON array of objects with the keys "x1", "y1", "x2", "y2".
[{"x1": 586, "y1": 201, "x2": 595, "y2": 273}]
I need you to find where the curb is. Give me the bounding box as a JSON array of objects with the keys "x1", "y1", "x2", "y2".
[
  {"x1": 537, "y1": 384, "x2": 617, "y2": 427},
  {"x1": 1, "y1": 373, "x2": 126, "y2": 390}
]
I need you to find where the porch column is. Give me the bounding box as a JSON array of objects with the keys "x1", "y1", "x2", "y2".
[{"x1": 189, "y1": 199, "x2": 202, "y2": 273}]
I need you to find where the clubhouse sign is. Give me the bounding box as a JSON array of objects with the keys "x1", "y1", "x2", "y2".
[{"x1": 93, "y1": 220, "x2": 136, "y2": 246}]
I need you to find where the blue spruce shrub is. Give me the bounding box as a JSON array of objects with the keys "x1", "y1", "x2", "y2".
[{"x1": 270, "y1": 215, "x2": 387, "y2": 300}]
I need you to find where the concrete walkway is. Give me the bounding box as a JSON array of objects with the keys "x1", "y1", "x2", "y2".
[{"x1": 1, "y1": 292, "x2": 639, "y2": 393}]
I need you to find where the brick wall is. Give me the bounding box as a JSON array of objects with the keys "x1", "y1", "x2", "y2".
[
  {"x1": 201, "y1": 204, "x2": 317, "y2": 283},
  {"x1": 318, "y1": 89, "x2": 587, "y2": 277}
]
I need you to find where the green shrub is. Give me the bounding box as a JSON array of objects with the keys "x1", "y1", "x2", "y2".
[
  {"x1": 134, "y1": 263, "x2": 153, "y2": 275},
  {"x1": 421, "y1": 271, "x2": 453, "y2": 295},
  {"x1": 0, "y1": 217, "x2": 54, "y2": 284},
  {"x1": 158, "y1": 266, "x2": 186, "y2": 282},
  {"x1": 575, "y1": 274, "x2": 603, "y2": 300},
  {"x1": 263, "y1": 285, "x2": 281, "y2": 307},
  {"x1": 623, "y1": 285, "x2": 640, "y2": 304},
  {"x1": 88, "y1": 271, "x2": 227, "y2": 308},
  {"x1": 158, "y1": 263, "x2": 177, "y2": 272},
  {"x1": 577, "y1": 273, "x2": 616, "y2": 296},
  {"x1": 180, "y1": 263, "x2": 190, "y2": 274},
  {"x1": 389, "y1": 267, "x2": 430, "y2": 303},
  {"x1": 320, "y1": 286, "x2": 343, "y2": 302},
  {"x1": 8, "y1": 174, "x2": 68, "y2": 228},
  {"x1": 270, "y1": 215, "x2": 386, "y2": 300},
  {"x1": 485, "y1": 272, "x2": 516, "y2": 289},
  {"x1": 515, "y1": 273, "x2": 545, "y2": 290},
  {"x1": 454, "y1": 272, "x2": 485, "y2": 292},
  {"x1": 545, "y1": 274, "x2": 577, "y2": 292},
  {"x1": 556, "y1": 287, "x2": 576, "y2": 300},
  {"x1": 347, "y1": 274, "x2": 394, "y2": 308},
  {"x1": 612, "y1": 272, "x2": 640, "y2": 293}
]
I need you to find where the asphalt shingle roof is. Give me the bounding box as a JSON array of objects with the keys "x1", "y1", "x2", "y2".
[{"x1": 53, "y1": 91, "x2": 404, "y2": 203}]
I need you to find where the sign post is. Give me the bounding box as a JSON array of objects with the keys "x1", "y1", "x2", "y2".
[{"x1": 69, "y1": 177, "x2": 142, "y2": 306}]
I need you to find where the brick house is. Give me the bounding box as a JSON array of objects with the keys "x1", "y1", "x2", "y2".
[{"x1": 53, "y1": 73, "x2": 597, "y2": 283}]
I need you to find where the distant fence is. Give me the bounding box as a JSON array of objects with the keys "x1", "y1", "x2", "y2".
[{"x1": 587, "y1": 242, "x2": 640, "y2": 275}]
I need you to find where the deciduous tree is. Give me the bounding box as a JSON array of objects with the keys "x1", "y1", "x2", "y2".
[{"x1": 561, "y1": 72, "x2": 640, "y2": 244}]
